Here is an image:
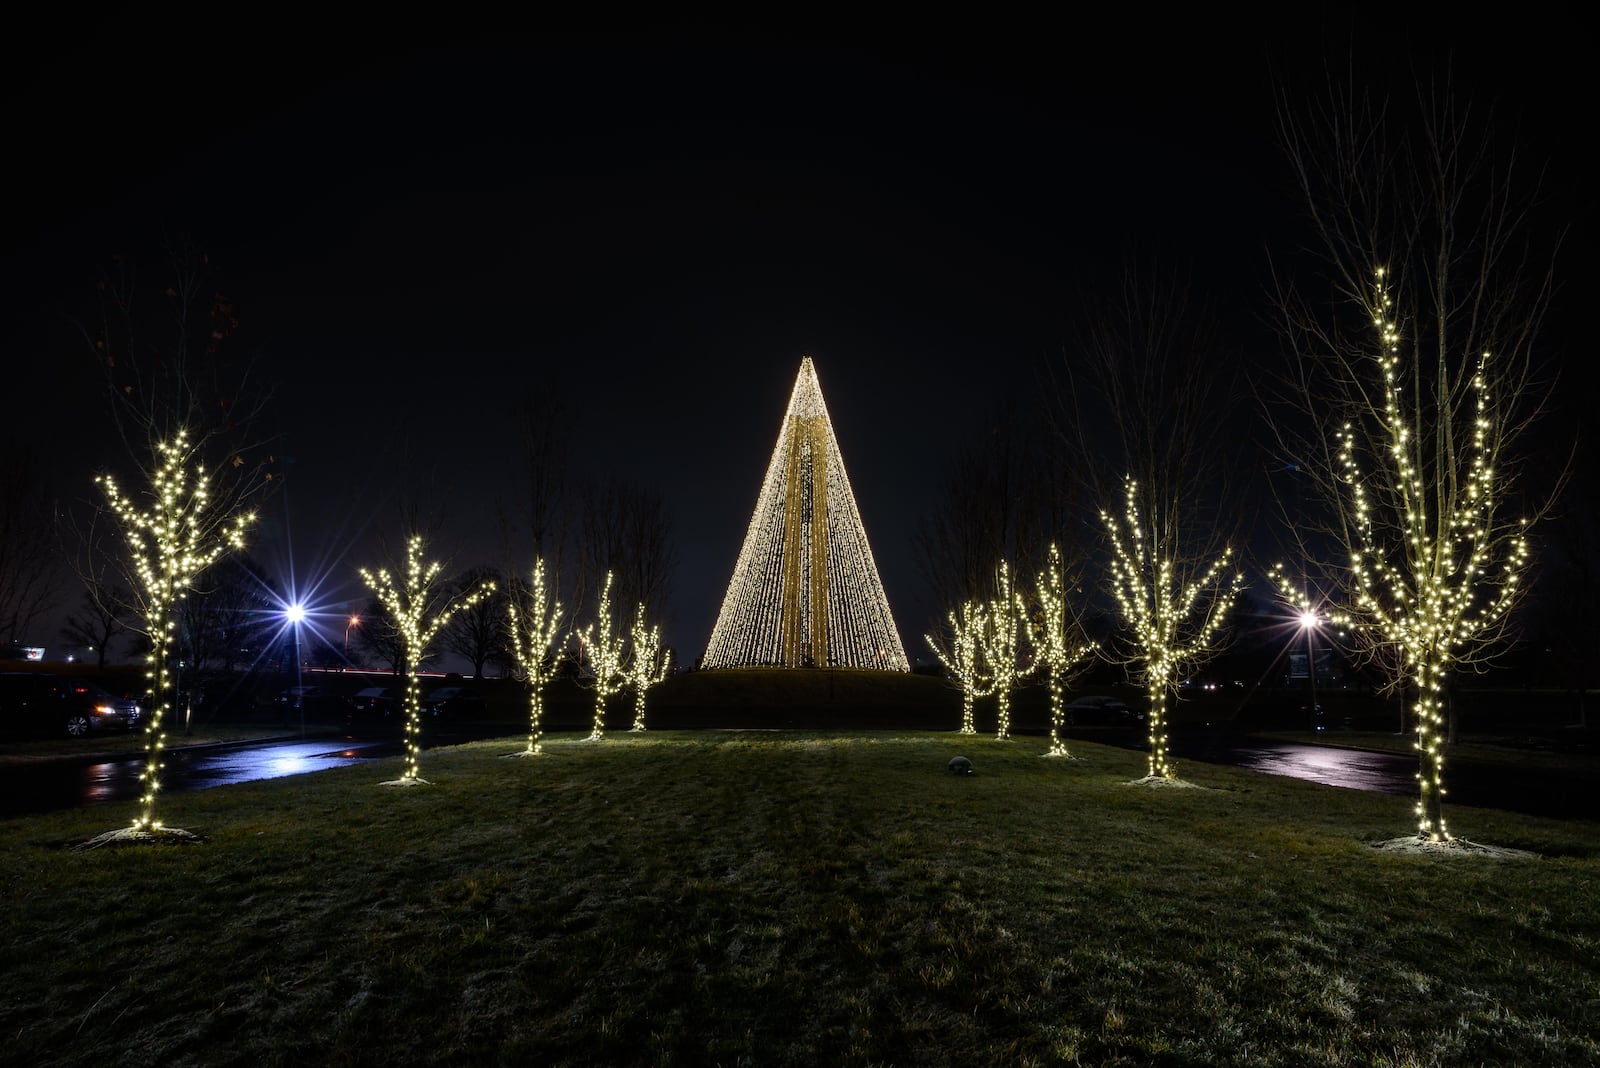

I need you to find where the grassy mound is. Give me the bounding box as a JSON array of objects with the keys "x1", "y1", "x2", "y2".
[{"x1": 2, "y1": 731, "x2": 1595, "y2": 1065}]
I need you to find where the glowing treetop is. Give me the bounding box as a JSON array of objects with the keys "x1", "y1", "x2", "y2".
[{"x1": 705, "y1": 357, "x2": 908, "y2": 671}]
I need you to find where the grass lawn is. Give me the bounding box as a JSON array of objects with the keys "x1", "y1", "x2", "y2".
[{"x1": 2, "y1": 730, "x2": 1596, "y2": 1066}]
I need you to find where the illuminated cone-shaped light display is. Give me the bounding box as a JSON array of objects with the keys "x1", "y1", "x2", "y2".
[{"x1": 705, "y1": 357, "x2": 908, "y2": 670}]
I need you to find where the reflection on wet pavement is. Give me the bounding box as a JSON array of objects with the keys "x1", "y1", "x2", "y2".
[
  {"x1": 2, "y1": 739, "x2": 396, "y2": 818},
  {"x1": 1225, "y1": 742, "x2": 1414, "y2": 795}
]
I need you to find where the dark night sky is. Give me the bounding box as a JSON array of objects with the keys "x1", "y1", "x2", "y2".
[{"x1": 3, "y1": 19, "x2": 1592, "y2": 668}]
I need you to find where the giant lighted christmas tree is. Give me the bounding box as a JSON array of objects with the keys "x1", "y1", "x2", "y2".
[{"x1": 705, "y1": 357, "x2": 908, "y2": 670}]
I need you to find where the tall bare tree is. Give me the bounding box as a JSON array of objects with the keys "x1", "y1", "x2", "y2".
[
  {"x1": 1268, "y1": 73, "x2": 1564, "y2": 843},
  {"x1": 0, "y1": 434, "x2": 62, "y2": 644},
  {"x1": 579, "y1": 479, "x2": 674, "y2": 627},
  {"x1": 504, "y1": 557, "x2": 564, "y2": 757},
  {"x1": 916, "y1": 408, "x2": 1073, "y2": 617}
]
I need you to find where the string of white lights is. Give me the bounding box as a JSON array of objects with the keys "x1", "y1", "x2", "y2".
[
  {"x1": 1102, "y1": 478, "x2": 1242, "y2": 780},
  {"x1": 705, "y1": 358, "x2": 908, "y2": 670},
  {"x1": 506, "y1": 557, "x2": 564, "y2": 756},
  {"x1": 627, "y1": 604, "x2": 671, "y2": 730},
  {"x1": 579, "y1": 572, "x2": 628, "y2": 740},
  {"x1": 99, "y1": 428, "x2": 254, "y2": 831},
  {"x1": 360, "y1": 536, "x2": 494, "y2": 783}
]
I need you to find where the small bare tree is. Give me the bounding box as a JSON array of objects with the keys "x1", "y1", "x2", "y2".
[
  {"x1": 578, "y1": 571, "x2": 627, "y2": 741},
  {"x1": 505, "y1": 557, "x2": 564, "y2": 757},
  {"x1": 926, "y1": 599, "x2": 992, "y2": 735},
  {"x1": 1104, "y1": 478, "x2": 1242, "y2": 780},
  {"x1": 89, "y1": 430, "x2": 256, "y2": 842},
  {"x1": 443, "y1": 565, "x2": 506, "y2": 679},
  {"x1": 1029, "y1": 544, "x2": 1099, "y2": 758},
  {"x1": 980, "y1": 561, "x2": 1033, "y2": 741},
  {"x1": 360, "y1": 535, "x2": 494, "y2": 786},
  {"x1": 625, "y1": 603, "x2": 671, "y2": 732}
]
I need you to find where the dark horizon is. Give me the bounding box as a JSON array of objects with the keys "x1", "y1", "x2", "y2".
[{"x1": 3, "y1": 23, "x2": 1591, "y2": 672}]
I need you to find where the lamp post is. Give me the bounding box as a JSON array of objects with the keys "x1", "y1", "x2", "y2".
[
  {"x1": 345, "y1": 614, "x2": 360, "y2": 661},
  {"x1": 1298, "y1": 610, "x2": 1320, "y2": 732},
  {"x1": 287, "y1": 603, "x2": 306, "y2": 737}
]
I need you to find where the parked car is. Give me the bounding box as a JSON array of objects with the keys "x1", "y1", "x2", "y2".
[
  {"x1": 346, "y1": 686, "x2": 401, "y2": 719},
  {"x1": 0, "y1": 673, "x2": 142, "y2": 738},
  {"x1": 275, "y1": 685, "x2": 342, "y2": 716},
  {"x1": 1061, "y1": 695, "x2": 1143, "y2": 727},
  {"x1": 420, "y1": 686, "x2": 486, "y2": 719}
]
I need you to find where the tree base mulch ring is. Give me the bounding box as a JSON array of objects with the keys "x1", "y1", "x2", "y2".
[
  {"x1": 1123, "y1": 774, "x2": 1207, "y2": 789},
  {"x1": 1371, "y1": 835, "x2": 1537, "y2": 860},
  {"x1": 378, "y1": 776, "x2": 433, "y2": 787},
  {"x1": 75, "y1": 826, "x2": 206, "y2": 851}
]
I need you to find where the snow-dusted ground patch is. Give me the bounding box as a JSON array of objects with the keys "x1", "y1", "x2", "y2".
[
  {"x1": 1371, "y1": 835, "x2": 1537, "y2": 860},
  {"x1": 1123, "y1": 774, "x2": 1208, "y2": 789},
  {"x1": 76, "y1": 826, "x2": 205, "y2": 850}
]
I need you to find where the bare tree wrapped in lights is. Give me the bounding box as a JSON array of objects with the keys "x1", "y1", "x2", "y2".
[
  {"x1": 1269, "y1": 77, "x2": 1563, "y2": 844},
  {"x1": 1048, "y1": 267, "x2": 1245, "y2": 785},
  {"x1": 1031, "y1": 544, "x2": 1099, "y2": 757},
  {"x1": 505, "y1": 557, "x2": 564, "y2": 757},
  {"x1": 579, "y1": 571, "x2": 627, "y2": 741},
  {"x1": 925, "y1": 599, "x2": 992, "y2": 735},
  {"x1": 979, "y1": 561, "x2": 1033, "y2": 741},
  {"x1": 1103, "y1": 478, "x2": 1242, "y2": 781},
  {"x1": 626, "y1": 604, "x2": 671, "y2": 731},
  {"x1": 83, "y1": 430, "x2": 256, "y2": 844},
  {"x1": 73, "y1": 249, "x2": 274, "y2": 848},
  {"x1": 360, "y1": 536, "x2": 494, "y2": 785}
]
